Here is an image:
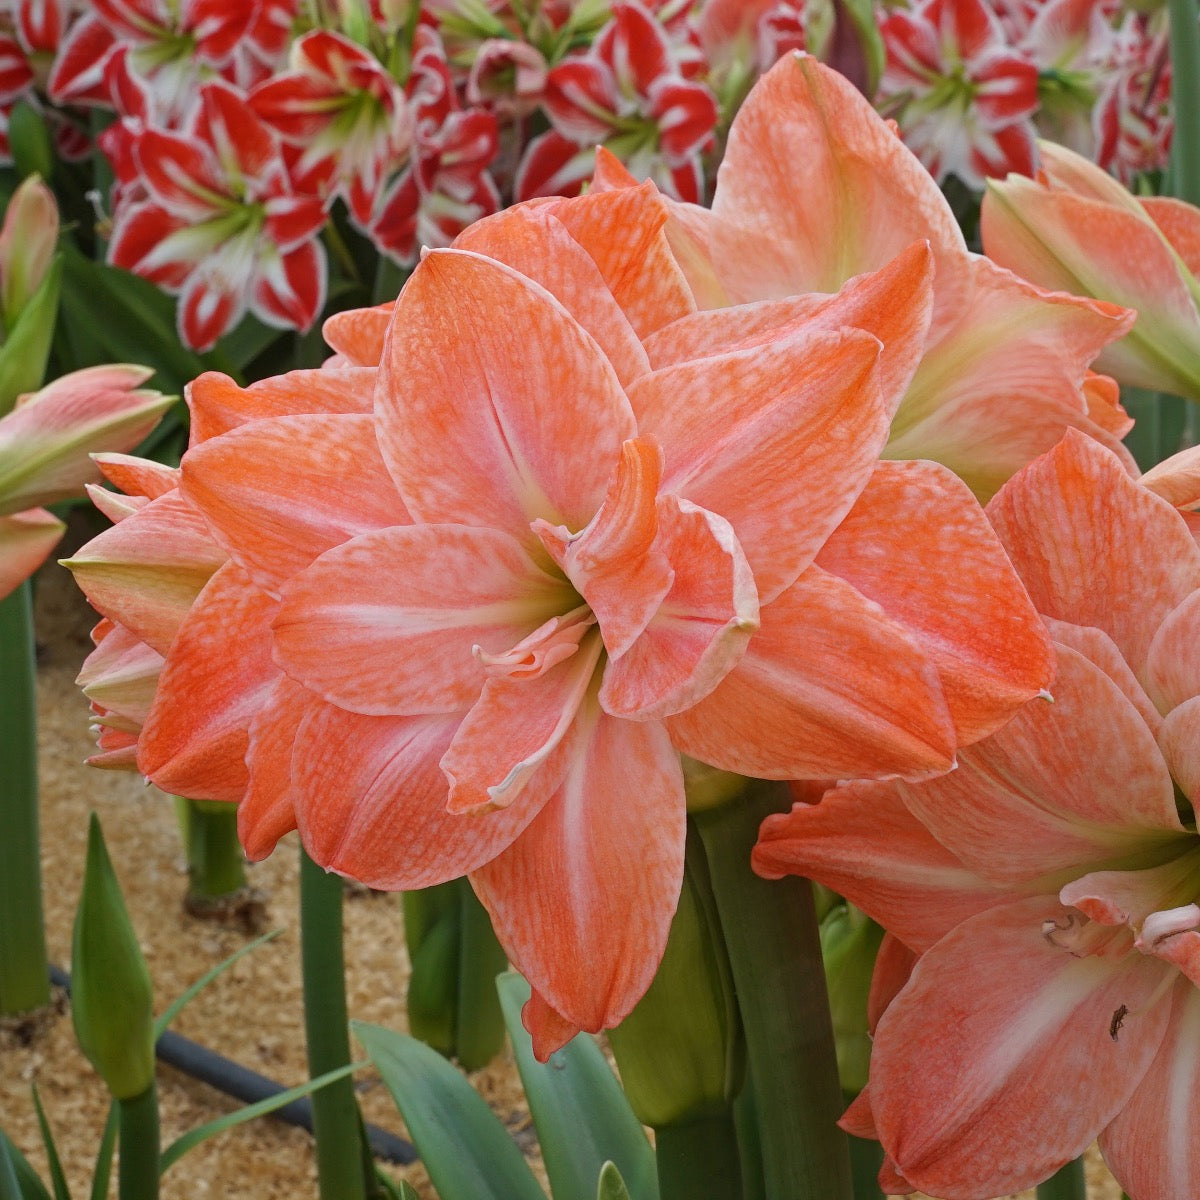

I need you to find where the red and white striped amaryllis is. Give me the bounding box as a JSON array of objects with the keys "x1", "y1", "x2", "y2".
[
  {"x1": 107, "y1": 77, "x2": 327, "y2": 352},
  {"x1": 879, "y1": 0, "x2": 1040, "y2": 187},
  {"x1": 251, "y1": 29, "x2": 412, "y2": 227},
  {"x1": 516, "y1": 0, "x2": 717, "y2": 203}
]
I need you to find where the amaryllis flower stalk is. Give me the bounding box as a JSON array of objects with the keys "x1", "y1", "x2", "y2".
[
  {"x1": 131, "y1": 181, "x2": 1056, "y2": 1062},
  {"x1": 755, "y1": 431, "x2": 1200, "y2": 1200}
]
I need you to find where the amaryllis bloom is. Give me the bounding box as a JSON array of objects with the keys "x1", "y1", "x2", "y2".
[
  {"x1": 601, "y1": 52, "x2": 1134, "y2": 501},
  {"x1": 516, "y1": 1, "x2": 717, "y2": 202},
  {"x1": 164, "y1": 182, "x2": 1053, "y2": 1055},
  {"x1": 983, "y1": 138, "x2": 1200, "y2": 402},
  {"x1": 878, "y1": 0, "x2": 1039, "y2": 186},
  {"x1": 250, "y1": 29, "x2": 412, "y2": 226},
  {"x1": 0, "y1": 365, "x2": 171, "y2": 599},
  {"x1": 107, "y1": 77, "x2": 328, "y2": 351},
  {"x1": 755, "y1": 431, "x2": 1200, "y2": 1200}
]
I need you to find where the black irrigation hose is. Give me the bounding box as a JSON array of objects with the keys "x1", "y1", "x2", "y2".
[{"x1": 47, "y1": 965, "x2": 416, "y2": 1165}]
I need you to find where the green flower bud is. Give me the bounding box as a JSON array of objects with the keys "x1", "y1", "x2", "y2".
[
  {"x1": 820, "y1": 904, "x2": 884, "y2": 1096},
  {"x1": 71, "y1": 814, "x2": 155, "y2": 1100}
]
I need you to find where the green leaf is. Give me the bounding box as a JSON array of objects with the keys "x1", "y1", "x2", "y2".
[
  {"x1": 353, "y1": 1021, "x2": 545, "y2": 1200},
  {"x1": 497, "y1": 974, "x2": 658, "y2": 1200},
  {"x1": 596, "y1": 1163, "x2": 632, "y2": 1200},
  {"x1": 0, "y1": 256, "x2": 60, "y2": 414},
  {"x1": 153, "y1": 929, "x2": 282, "y2": 1039},
  {"x1": 88, "y1": 1106, "x2": 116, "y2": 1200},
  {"x1": 29, "y1": 1089, "x2": 68, "y2": 1200},
  {"x1": 0, "y1": 1129, "x2": 50, "y2": 1200},
  {"x1": 159, "y1": 1061, "x2": 366, "y2": 1172}
]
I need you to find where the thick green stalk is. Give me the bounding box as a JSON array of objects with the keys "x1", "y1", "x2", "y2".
[
  {"x1": 299, "y1": 849, "x2": 368, "y2": 1200},
  {"x1": 116, "y1": 1082, "x2": 159, "y2": 1200},
  {"x1": 178, "y1": 799, "x2": 247, "y2": 902},
  {"x1": 454, "y1": 879, "x2": 508, "y2": 1071},
  {"x1": 693, "y1": 782, "x2": 853, "y2": 1200},
  {"x1": 1169, "y1": 0, "x2": 1200, "y2": 208},
  {"x1": 0, "y1": 581, "x2": 49, "y2": 1015},
  {"x1": 1036, "y1": 1157, "x2": 1087, "y2": 1200},
  {"x1": 655, "y1": 1112, "x2": 743, "y2": 1200}
]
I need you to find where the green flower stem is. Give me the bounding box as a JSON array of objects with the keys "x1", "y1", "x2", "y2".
[
  {"x1": 654, "y1": 1112, "x2": 743, "y2": 1200},
  {"x1": 299, "y1": 849, "x2": 368, "y2": 1200},
  {"x1": 1036, "y1": 1157, "x2": 1087, "y2": 1200},
  {"x1": 0, "y1": 581, "x2": 49, "y2": 1016},
  {"x1": 693, "y1": 782, "x2": 853, "y2": 1200},
  {"x1": 453, "y1": 878, "x2": 508, "y2": 1071},
  {"x1": 178, "y1": 799, "x2": 246, "y2": 901},
  {"x1": 116, "y1": 1082, "x2": 159, "y2": 1200},
  {"x1": 1169, "y1": 0, "x2": 1200, "y2": 207}
]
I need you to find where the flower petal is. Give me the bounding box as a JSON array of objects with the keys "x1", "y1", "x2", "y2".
[{"x1": 666, "y1": 565, "x2": 957, "y2": 781}]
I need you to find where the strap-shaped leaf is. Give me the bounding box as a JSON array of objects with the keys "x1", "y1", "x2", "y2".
[
  {"x1": 0, "y1": 1129, "x2": 50, "y2": 1200},
  {"x1": 496, "y1": 973, "x2": 658, "y2": 1200},
  {"x1": 352, "y1": 1021, "x2": 545, "y2": 1200},
  {"x1": 88, "y1": 1106, "x2": 116, "y2": 1200},
  {"x1": 29, "y1": 1088, "x2": 68, "y2": 1200},
  {"x1": 596, "y1": 1163, "x2": 632, "y2": 1200}
]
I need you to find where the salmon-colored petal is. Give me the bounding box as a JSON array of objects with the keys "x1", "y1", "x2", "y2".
[
  {"x1": 1045, "y1": 618, "x2": 1163, "y2": 737},
  {"x1": 666, "y1": 565, "x2": 957, "y2": 781},
  {"x1": 1141, "y1": 195, "x2": 1200, "y2": 277},
  {"x1": 644, "y1": 241, "x2": 935, "y2": 407},
  {"x1": 753, "y1": 780, "x2": 1013, "y2": 953},
  {"x1": 1101, "y1": 979, "x2": 1200, "y2": 1200},
  {"x1": 93, "y1": 453, "x2": 180, "y2": 500},
  {"x1": 628, "y1": 327, "x2": 888, "y2": 603},
  {"x1": 898, "y1": 645, "x2": 1184, "y2": 888},
  {"x1": 377, "y1": 249, "x2": 636, "y2": 545},
  {"x1": 181, "y1": 413, "x2": 410, "y2": 595},
  {"x1": 63, "y1": 490, "x2": 226, "y2": 656},
  {"x1": 817, "y1": 459, "x2": 1053, "y2": 745},
  {"x1": 138, "y1": 562, "x2": 279, "y2": 802},
  {"x1": 453, "y1": 205, "x2": 650, "y2": 388},
  {"x1": 710, "y1": 53, "x2": 965, "y2": 300},
  {"x1": 870, "y1": 897, "x2": 1174, "y2": 1198},
  {"x1": 1158, "y1": 697, "x2": 1200, "y2": 807},
  {"x1": 534, "y1": 438, "x2": 673, "y2": 659},
  {"x1": 274, "y1": 525, "x2": 572, "y2": 716},
  {"x1": 76, "y1": 620, "x2": 163, "y2": 727},
  {"x1": 987, "y1": 430, "x2": 1200, "y2": 677},
  {"x1": 239, "y1": 674, "x2": 307, "y2": 860},
  {"x1": 441, "y1": 629, "x2": 604, "y2": 813},
  {"x1": 186, "y1": 367, "x2": 376, "y2": 444},
  {"x1": 1060, "y1": 856, "x2": 1199, "y2": 929},
  {"x1": 321, "y1": 303, "x2": 393, "y2": 368},
  {"x1": 471, "y1": 704, "x2": 685, "y2": 1043},
  {"x1": 982, "y1": 180, "x2": 1200, "y2": 399},
  {"x1": 599, "y1": 496, "x2": 757, "y2": 719},
  {"x1": 290, "y1": 702, "x2": 548, "y2": 890},
  {"x1": 868, "y1": 934, "x2": 918, "y2": 1032},
  {"x1": 1145, "y1": 590, "x2": 1200, "y2": 713},
  {"x1": 1141, "y1": 442, "x2": 1200, "y2": 510},
  {"x1": 885, "y1": 258, "x2": 1136, "y2": 501},
  {"x1": 0, "y1": 508, "x2": 63, "y2": 599},
  {"x1": 521, "y1": 986, "x2": 583, "y2": 1061},
  {"x1": 1082, "y1": 371, "x2": 1132, "y2": 439}
]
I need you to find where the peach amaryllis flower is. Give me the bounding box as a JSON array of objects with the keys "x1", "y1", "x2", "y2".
[
  {"x1": 172, "y1": 184, "x2": 1053, "y2": 1055},
  {"x1": 755, "y1": 430, "x2": 1200, "y2": 1200},
  {"x1": 597, "y1": 52, "x2": 1136, "y2": 501},
  {"x1": 982, "y1": 139, "x2": 1200, "y2": 403}
]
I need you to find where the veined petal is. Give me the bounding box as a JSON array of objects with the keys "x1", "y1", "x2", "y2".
[
  {"x1": 710, "y1": 53, "x2": 965, "y2": 299},
  {"x1": 1159, "y1": 697, "x2": 1200, "y2": 808},
  {"x1": 186, "y1": 368, "x2": 376, "y2": 444},
  {"x1": 987, "y1": 430, "x2": 1200, "y2": 678},
  {"x1": 899, "y1": 645, "x2": 1184, "y2": 889},
  {"x1": 1101, "y1": 980, "x2": 1200, "y2": 1200},
  {"x1": 666, "y1": 565, "x2": 957, "y2": 781},
  {"x1": 1145, "y1": 590, "x2": 1200, "y2": 713},
  {"x1": 138, "y1": 562, "x2": 279, "y2": 802},
  {"x1": 471, "y1": 703, "x2": 685, "y2": 1051},
  {"x1": 870, "y1": 896, "x2": 1174, "y2": 1198},
  {"x1": 599, "y1": 495, "x2": 758, "y2": 720},
  {"x1": 0, "y1": 508, "x2": 63, "y2": 600},
  {"x1": 94, "y1": 454, "x2": 180, "y2": 501},
  {"x1": 239, "y1": 674, "x2": 307, "y2": 859},
  {"x1": 181, "y1": 413, "x2": 410, "y2": 595},
  {"x1": 290, "y1": 702, "x2": 548, "y2": 890},
  {"x1": 274, "y1": 524, "x2": 571, "y2": 716},
  {"x1": 753, "y1": 780, "x2": 1015, "y2": 953},
  {"x1": 627, "y1": 326, "x2": 888, "y2": 602},
  {"x1": 442, "y1": 629, "x2": 604, "y2": 814},
  {"x1": 816, "y1": 459, "x2": 1054, "y2": 746},
  {"x1": 453, "y1": 205, "x2": 650, "y2": 389},
  {"x1": 377, "y1": 249, "x2": 636, "y2": 545},
  {"x1": 321, "y1": 304, "x2": 392, "y2": 368}
]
